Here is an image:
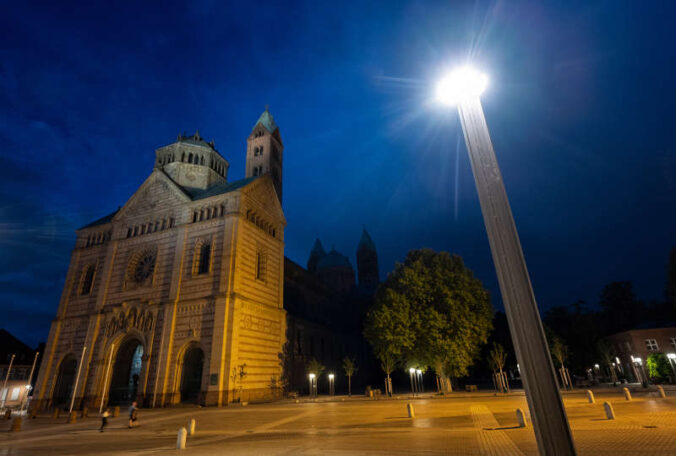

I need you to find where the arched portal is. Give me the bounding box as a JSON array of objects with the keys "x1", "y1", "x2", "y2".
[
  {"x1": 52, "y1": 354, "x2": 77, "y2": 408},
  {"x1": 180, "y1": 347, "x2": 204, "y2": 403},
  {"x1": 108, "y1": 338, "x2": 144, "y2": 405}
]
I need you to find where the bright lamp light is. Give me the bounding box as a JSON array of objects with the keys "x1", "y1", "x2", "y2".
[
  {"x1": 329, "y1": 374, "x2": 334, "y2": 380},
  {"x1": 309, "y1": 373, "x2": 315, "y2": 379},
  {"x1": 409, "y1": 368, "x2": 415, "y2": 374},
  {"x1": 416, "y1": 369, "x2": 422, "y2": 375},
  {"x1": 668, "y1": 353, "x2": 676, "y2": 360},
  {"x1": 436, "y1": 66, "x2": 488, "y2": 105}
]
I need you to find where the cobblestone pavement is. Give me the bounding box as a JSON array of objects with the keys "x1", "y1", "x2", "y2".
[{"x1": 1, "y1": 389, "x2": 675, "y2": 455}]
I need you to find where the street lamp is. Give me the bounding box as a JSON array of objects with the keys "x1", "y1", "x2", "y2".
[
  {"x1": 328, "y1": 374, "x2": 335, "y2": 396},
  {"x1": 436, "y1": 65, "x2": 576, "y2": 456},
  {"x1": 408, "y1": 368, "x2": 416, "y2": 395},
  {"x1": 308, "y1": 373, "x2": 316, "y2": 398},
  {"x1": 416, "y1": 369, "x2": 424, "y2": 394}
]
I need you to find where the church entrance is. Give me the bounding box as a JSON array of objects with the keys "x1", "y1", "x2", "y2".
[
  {"x1": 108, "y1": 339, "x2": 144, "y2": 405},
  {"x1": 52, "y1": 354, "x2": 77, "y2": 408},
  {"x1": 180, "y1": 347, "x2": 204, "y2": 403}
]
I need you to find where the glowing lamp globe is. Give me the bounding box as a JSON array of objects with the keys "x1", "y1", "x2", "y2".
[
  {"x1": 436, "y1": 66, "x2": 488, "y2": 105},
  {"x1": 409, "y1": 368, "x2": 415, "y2": 374}
]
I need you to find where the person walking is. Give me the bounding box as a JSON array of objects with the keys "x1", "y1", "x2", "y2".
[
  {"x1": 128, "y1": 401, "x2": 138, "y2": 429},
  {"x1": 100, "y1": 408, "x2": 110, "y2": 432}
]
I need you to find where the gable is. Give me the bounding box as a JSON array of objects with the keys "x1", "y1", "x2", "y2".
[
  {"x1": 242, "y1": 174, "x2": 286, "y2": 225},
  {"x1": 114, "y1": 170, "x2": 191, "y2": 221}
]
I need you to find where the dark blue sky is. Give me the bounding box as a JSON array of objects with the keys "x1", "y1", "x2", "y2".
[{"x1": 2, "y1": 1, "x2": 675, "y2": 347}]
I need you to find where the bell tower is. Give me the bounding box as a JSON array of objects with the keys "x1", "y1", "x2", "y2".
[{"x1": 246, "y1": 106, "x2": 283, "y2": 203}]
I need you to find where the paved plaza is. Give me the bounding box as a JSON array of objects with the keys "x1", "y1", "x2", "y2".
[{"x1": 2, "y1": 389, "x2": 676, "y2": 455}]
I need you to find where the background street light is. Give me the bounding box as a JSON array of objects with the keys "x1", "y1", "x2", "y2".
[
  {"x1": 408, "y1": 368, "x2": 416, "y2": 395},
  {"x1": 437, "y1": 65, "x2": 576, "y2": 455},
  {"x1": 308, "y1": 373, "x2": 316, "y2": 398},
  {"x1": 328, "y1": 374, "x2": 335, "y2": 396},
  {"x1": 416, "y1": 369, "x2": 424, "y2": 394}
]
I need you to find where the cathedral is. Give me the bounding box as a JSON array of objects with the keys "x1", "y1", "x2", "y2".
[{"x1": 35, "y1": 108, "x2": 287, "y2": 408}]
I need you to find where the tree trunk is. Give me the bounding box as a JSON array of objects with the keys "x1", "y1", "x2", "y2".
[{"x1": 348, "y1": 375, "x2": 351, "y2": 396}]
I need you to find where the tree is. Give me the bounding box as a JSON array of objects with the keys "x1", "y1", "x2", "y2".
[
  {"x1": 230, "y1": 363, "x2": 247, "y2": 402},
  {"x1": 596, "y1": 339, "x2": 618, "y2": 384},
  {"x1": 342, "y1": 357, "x2": 357, "y2": 396},
  {"x1": 305, "y1": 358, "x2": 324, "y2": 396},
  {"x1": 599, "y1": 281, "x2": 642, "y2": 333},
  {"x1": 488, "y1": 343, "x2": 508, "y2": 392},
  {"x1": 646, "y1": 353, "x2": 672, "y2": 383},
  {"x1": 364, "y1": 249, "x2": 493, "y2": 391}
]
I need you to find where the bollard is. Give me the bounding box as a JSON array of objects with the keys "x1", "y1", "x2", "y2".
[
  {"x1": 406, "y1": 403, "x2": 415, "y2": 418},
  {"x1": 176, "y1": 427, "x2": 187, "y2": 450},
  {"x1": 4, "y1": 410, "x2": 11, "y2": 420},
  {"x1": 586, "y1": 390, "x2": 595, "y2": 404},
  {"x1": 68, "y1": 411, "x2": 77, "y2": 424},
  {"x1": 657, "y1": 385, "x2": 666, "y2": 399},
  {"x1": 10, "y1": 417, "x2": 22, "y2": 432},
  {"x1": 30, "y1": 408, "x2": 38, "y2": 419},
  {"x1": 113, "y1": 406, "x2": 120, "y2": 417},
  {"x1": 515, "y1": 408, "x2": 527, "y2": 428},
  {"x1": 81, "y1": 407, "x2": 88, "y2": 418},
  {"x1": 51, "y1": 408, "x2": 60, "y2": 419},
  {"x1": 623, "y1": 387, "x2": 632, "y2": 401},
  {"x1": 188, "y1": 418, "x2": 196, "y2": 436},
  {"x1": 603, "y1": 402, "x2": 615, "y2": 420}
]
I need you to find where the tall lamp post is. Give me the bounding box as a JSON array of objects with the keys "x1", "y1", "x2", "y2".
[
  {"x1": 408, "y1": 368, "x2": 416, "y2": 396},
  {"x1": 436, "y1": 66, "x2": 576, "y2": 455}
]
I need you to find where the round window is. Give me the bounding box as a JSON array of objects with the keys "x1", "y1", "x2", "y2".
[{"x1": 133, "y1": 253, "x2": 156, "y2": 282}]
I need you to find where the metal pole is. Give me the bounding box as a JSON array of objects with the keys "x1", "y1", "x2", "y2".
[
  {"x1": 99, "y1": 344, "x2": 115, "y2": 414},
  {"x1": 409, "y1": 371, "x2": 414, "y2": 395},
  {"x1": 457, "y1": 98, "x2": 576, "y2": 455},
  {"x1": 1, "y1": 354, "x2": 15, "y2": 409},
  {"x1": 69, "y1": 346, "x2": 87, "y2": 414},
  {"x1": 21, "y1": 352, "x2": 39, "y2": 413}
]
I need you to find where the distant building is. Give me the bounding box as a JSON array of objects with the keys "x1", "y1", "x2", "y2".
[
  {"x1": 284, "y1": 231, "x2": 380, "y2": 393},
  {"x1": 606, "y1": 326, "x2": 676, "y2": 383},
  {"x1": 0, "y1": 329, "x2": 41, "y2": 409}
]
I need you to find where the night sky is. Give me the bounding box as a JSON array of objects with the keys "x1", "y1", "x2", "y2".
[{"x1": 2, "y1": 1, "x2": 675, "y2": 348}]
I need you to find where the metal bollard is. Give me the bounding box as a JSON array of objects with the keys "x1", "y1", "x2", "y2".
[
  {"x1": 51, "y1": 408, "x2": 60, "y2": 419},
  {"x1": 586, "y1": 390, "x2": 595, "y2": 404},
  {"x1": 113, "y1": 406, "x2": 120, "y2": 417},
  {"x1": 68, "y1": 411, "x2": 78, "y2": 424},
  {"x1": 603, "y1": 402, "x2": 615, "y2": 420},
  {"x1": 81, "y1": 407, "x2": 88, "y2": 418},
  {"x1": 407, "y1": 403, "x2": 415, "y2": 418},
  {"x1": 3, "y1": 410, "x2": 11, "y2": 420},
  {"x1": 188, "y1": 418, "x2": 196, "y2": 436},
  {"x1": 657, "y1": 385, "x2": 666, "y2": 399},
  {"x1": 515, "y1": 408, "x2": 527, "y2": 428},
  {"x1": 10, "y1": 417, "x2": 22, "y2": 432},
  {"x1": 623, "y1": 388, "x2": 632, "y2": 401},
  {"x1": 176, "y1": 427, "x2": 187, "y2": 450}
]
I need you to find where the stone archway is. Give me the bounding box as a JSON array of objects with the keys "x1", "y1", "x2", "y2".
[
  {"x1": 52, "y1": 354, "x2": 77, "y2": 408},
  {"x1": 180, "y1": 346, "x2": 204, "y2": 403},
  {"x1": 108, "y1": 338, "x2": 144, "y2": 405}
]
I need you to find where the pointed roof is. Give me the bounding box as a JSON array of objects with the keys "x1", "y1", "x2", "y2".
[
  {"x1": 253, "y1": 106, "x2": 278, "y2": 133},
  {"x1": 357, "y1": 228, "x2": 376, "y2": 252},
  {"x1": 310, "y1": 238, "x2": 326, "y2": 257}
]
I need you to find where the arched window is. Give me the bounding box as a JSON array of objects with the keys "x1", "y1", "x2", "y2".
[
  {"x1": 194, "y1": 240, "x2": 211, "y2": 275},
  {"x1": 188, "y1": 153, "x2": 193, "y2": 164},
  {"x1": 181, "y1": 152, "x2": 185, "y2": 162},
  {"x1": 200, "y1": 156, "x2": 205, "y2": 165},
  {"x1": 259, "y1": 146, "x2": 264, "y2": 156},
  {"x1": 80, "y1": 264, "x2": 95, "y2": 295}
]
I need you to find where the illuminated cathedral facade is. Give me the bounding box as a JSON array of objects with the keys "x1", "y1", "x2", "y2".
[{"x1": 34, "y1": 108, "x2": 287, "y2": 408}]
